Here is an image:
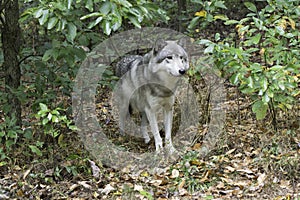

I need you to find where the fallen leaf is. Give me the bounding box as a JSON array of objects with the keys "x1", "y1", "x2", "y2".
[
  {"x1": 237, "y1": 168, "x2": 254, "y2": 175},
  {"x1": 170, "y1": 169, "x2": 180, "y2": 178},
  {"x1": 225, "y1": 148, "x2": 236, "y2": 155},
  {"x1": 150, "y1": 179, "x2": 162, "y2": 186},
  {"x1": 89, "y1": 160, "x2": 100, "y2": 178},
  {"x1": 99, "y1": 184, "x2": 115, "y2": 195},
  {"x1": 134, "y1": 184, "x2": 143, "y2": 192},
  {"x1": 69, "y1": 183, "x2": 79, "y2": 192},
  {"x1": 78, "y1": 181, "x2": 92, "y2": 189},
  {"x1": 178, "y1": 178, "x2": 185, "y2": 190},
  {"x1": 224, "y1": 165, "x2": 235, "y2": 173},
  {"x1": 280, "y1": 180, "x2": 290, "y2": 189},
  {"x1": 257, "y1": 173, "x2": 266, "y2": 185}
]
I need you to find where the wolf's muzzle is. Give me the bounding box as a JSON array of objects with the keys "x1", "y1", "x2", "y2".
[{"x1": 179, "y1": 69, "x2": 186, "y2": 75}]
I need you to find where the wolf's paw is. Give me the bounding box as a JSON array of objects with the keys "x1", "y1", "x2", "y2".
[
  {"x1": 165, "y1": 143, "x2": 177, "y2": 154},
  {"x1": 144, "y1": 135, "x2": 150, "y2": 144},
  {"x1": 154, "y1": 137, "x2": 163, "y2": 152}
]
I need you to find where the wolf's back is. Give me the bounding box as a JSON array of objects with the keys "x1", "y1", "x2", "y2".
[{"x1": 115, "y1": 55, "x2": 143, "y2": 77}]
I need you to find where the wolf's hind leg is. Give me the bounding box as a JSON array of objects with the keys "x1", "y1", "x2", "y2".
[{"x1": 141, "y1": 112, "x2": 150, "y2": 143}]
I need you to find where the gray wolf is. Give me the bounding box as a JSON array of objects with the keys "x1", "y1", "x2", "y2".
[{"x1": 114, "y1": 38, "x2": 189, "y2": 153}]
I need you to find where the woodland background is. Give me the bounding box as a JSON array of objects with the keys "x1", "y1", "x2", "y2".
[{"x1": 0, "y1": 0, "x2": 299, "y2": 199}]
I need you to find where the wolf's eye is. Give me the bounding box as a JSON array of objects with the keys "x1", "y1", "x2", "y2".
[
  {"x1": 180, "y1": 56, "x2": 187, "y2": 62},
  {"x1": 165, "y1": 56, "x2": 173, "y2": 63}
]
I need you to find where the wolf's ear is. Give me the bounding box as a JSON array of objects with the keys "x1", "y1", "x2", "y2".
[
  {"x1": 153, "y1": 38, "x2": 167, "y2": 55},
  {"x1": 177, "y1": 37, "x2": 189, "y2": 50}
]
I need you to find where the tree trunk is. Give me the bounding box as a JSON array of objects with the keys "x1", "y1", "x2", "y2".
[
  {"x1": 177, "y1": 0, "x2": 187, "y2": 32},
  {"x1": 2, "y1": 0, "x2": 22, "y2": 125}
]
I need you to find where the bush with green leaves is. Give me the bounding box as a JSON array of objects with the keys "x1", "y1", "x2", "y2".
[
  {"x1": 31, "y1": 103, "x2": 77, "y2": 156},
  {"x1": 198, "y1": 0, "x2": 300, "y2": 122},
  {"x1": 0, "y1": 115, "x2": 23, "y2": 165},
  {"x1": 188, "y1": 0, "x2": 227, "y2": 31}
]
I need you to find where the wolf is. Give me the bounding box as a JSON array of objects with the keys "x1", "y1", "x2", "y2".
[{"x1": 114, "y1": 38, "x2": 189, "y2": 153}]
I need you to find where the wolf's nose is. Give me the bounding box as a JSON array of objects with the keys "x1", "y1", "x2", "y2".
[{"x1": 179, "y1": 69, "x2": 186, "y2": 75}]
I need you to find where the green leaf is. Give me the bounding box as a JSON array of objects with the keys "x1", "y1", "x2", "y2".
[
  {"x1": 42, "y1": 49, "x2": 53, "y2": 62},
  {"x1": 252, "y1": 33, "x2": 261, "y2": 44},
  {"x1": 100, "y1": 1, "x2": 112, "y2": 15},
  {"x1": 47, "y1": 112, "x2": 53, "y2": 121},
  {"x1": 188, "y1": 16, "x2": 200, "y2": 30},
  {"x1": 204, "y1": 43, "x2": 215, "y2": 54},
  {"x1": 215, "y1": 33, "x2": 220, "y2": 41},
  {"x1": 128, "y1": 16, "x2": 141, "y2": 28},
  {"x1": 230, "y1": 73, "x2": 240, "y2": 85},
  {"x1": 260, "y1": 77, "x2": 268, "y2": 92},
  {"x1": 39, "y1": 103, "x2": 48, "y2": 111},
  {"x1": 102, "y1": 20, "x2": 112, "y2": 35},
  {"x1": 244, "y1": 2, "x2": 257, "y2": 13},
  {"x1": 247, "y1": 76, "x2": 254, "y2": 88},
  {"x1": 262, "y1": 92, "x2": 270, "y2": 103},
  {"x1": 80, "y1": 12, "x2": 102, "y2": 20},
  {"x1": 198, "y1": 39, "x2": 212, "y2": 45},
  {"x1": 39, "y1": 9, "x2": 49, "y2": 25},
  {"x1": 42, "y1": 118, "x2": 49, "y2": 125},
  {"x1": 34, "y1": 8, "x2": 44, "y2": 18},
  {"x1": 67, "y1": 23, "x2": 77, "y2": 42},
  {"x1": 85, "y1": 0, "x2": 93, "y2": 11},
  {"x1": 47, "y1": 17, "x2": 58, "y2": 30},
  {"x1": 252, "y1": 100, "x2": 268, "y2": 120},
  {"x1": 29, "y1": 145, "x2": 43, "y2": 156},
  {"x1": 214, "y1": 1, "x2": 227, "y2": 9},
  {"x1": 51, "y1": 115, "x2": 59, "y2": 123},
  {"x1": 224, "y1": 19, "x2": 239, "y2": 25},
  {"x1": 275, "y1": 26, "x2": 285, "y2": 35},
  {"x1": 6, "y1": 140, "x2": 15, "y2": 148},
  {"x1": 67, "y1": 0, "x2": 72, "y2": 9}
]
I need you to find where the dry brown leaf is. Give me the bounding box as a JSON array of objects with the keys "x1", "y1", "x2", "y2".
[
  {"x1": 200, "y1": 170, "x2": 210, "y2": 183},
  {"x1": 280, "y1": 180, "x2": 290, "y2": 189},
  {"x1": 225, "y1": 148, "x2": 236, "y2": 155},
  {"x1": 69, "y1": 183, "x2": 79, "y2": 192},
  {"x1": 224, "y1": 165, "x2": 235, "y2": 173},
  {"x1": 150, "y1": 179, "x2": 163, "y2": 186},
  {"x1": 192, "y1": 143, "x2": 201, "y2": 150},
  {"x1": 178, "y1": 178, "x2": 185, "y2": 190}
]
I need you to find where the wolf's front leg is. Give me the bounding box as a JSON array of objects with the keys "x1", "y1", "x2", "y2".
[
  {"x1": 164, "y1": 108, "x2": 176, "y2": 154},
  {"x1": 141, "y1": 112, "x2": 150, "y2": 143},
  {"x1": 145, "y1": 109, "x2": 163, "y2": 151}
]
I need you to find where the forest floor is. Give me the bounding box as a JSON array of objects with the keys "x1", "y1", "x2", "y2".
[{"x1": 0, "y1": 74, "x2": 299, "y2": 199}]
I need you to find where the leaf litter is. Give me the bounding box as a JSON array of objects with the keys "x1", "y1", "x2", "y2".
[{"x1": 0, "y1": 82, "x2": 299, "y2": 199}]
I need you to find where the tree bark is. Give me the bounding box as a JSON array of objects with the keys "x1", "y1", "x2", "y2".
[
  {"x1": 177, "y1": 0, "x2": 187, "y2": 32},
  {"x1": 2, "y1": 0, "x2": 22, "y2": 125}
]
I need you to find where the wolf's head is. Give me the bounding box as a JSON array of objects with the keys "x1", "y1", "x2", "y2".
[{"x1": 149, "y1": 38, "x2": 189, "y2": 77}]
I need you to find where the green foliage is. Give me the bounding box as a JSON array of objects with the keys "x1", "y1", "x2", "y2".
[
  {"x1": 188, "y1": 0, "x2": 227, "y2": 31},
  {"x1": 21, "y1": 0, "x2": 168, "y2": 36},
  {"x1": 32, "y1": 103, "x2": 77, "y2": 156},
  {"x1": 0, "y1": 115, "x2": 23, "y2": 163},
  {"x1": 196, "y1": 0, "x2": 300, "y2": 120}
]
